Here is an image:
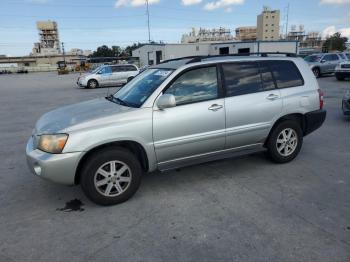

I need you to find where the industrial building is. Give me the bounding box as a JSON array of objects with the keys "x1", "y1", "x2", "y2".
[
  {"x1": 132, "y1": 41, "x2": 299, "y2": 67},
  {"x1": 235, "y1": 27, "x2": 257, "y2": 41},
  {"x1": 181, "y1": 28, "x2": 234, "y2": 44},
  {"x1": 0, "y1": 21, "x2": 92, "y2": 72},
  {"x1": 32, "y1": 21, "x2": 61, "y2": 56},
  {"x1": 257, "y1": 7, "x2": 280, "y2": 41}
]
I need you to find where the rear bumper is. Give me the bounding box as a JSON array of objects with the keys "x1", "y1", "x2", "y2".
[
  {"x1": 304, "y1": 109, "x2": 327, "y2": 136},
  {"x1": 342, "y1": 99, "x2": 350, "y2": 115}
]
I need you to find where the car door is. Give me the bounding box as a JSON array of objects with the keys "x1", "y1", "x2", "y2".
[
  {"x1": 222, "y1": 61, "x2": 282, "y2": 149},
  {"x1": 153, "y1": 65, "x2": 226, "y2": 168},
  {"x1": 322, "y1": 54, "x2": 337, "y2": 73},
  {"x1": 111, "y1": 66, "x2": 123, "y2": 85},
  {"x1": 98, "y1": 66, "x2": 113, "y2": 86},
  {"x1": 329, "y1": 54, "x2": 340, "y2": 72}
]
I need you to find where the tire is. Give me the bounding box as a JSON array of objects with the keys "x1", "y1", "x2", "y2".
[
  {"x1": 266, "y1": 120, "x2": 303, "y2": 164},
  {"x1": 336, "y1": 76, "x2": 344, "y2": 81},
  {"x1": 312, "y1": 68, "x2": 321, "y2": 78},
  {"x1": 87, "y1": 79, "x2": 98, "y2": 89},
  {"x1": 80, "y1": 147, "x2": 142, "y2": 206}
]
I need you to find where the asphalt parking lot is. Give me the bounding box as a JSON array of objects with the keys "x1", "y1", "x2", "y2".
[{"x1": 0, "y1": 72, "x2": 349, "y2": 262}]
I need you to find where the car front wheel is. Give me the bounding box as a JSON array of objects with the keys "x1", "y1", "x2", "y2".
[
  {"x1": 87, "y1": 79, "x2": 98, "y2": 89},
  {"x1": 312, "y1": 68, "x2": 321, "y2": 78},
  {"x1": 267, "y1": 121, "x2": 303, "y2": 163},
  {"x1": 80, "y1": 147, "x2": 142, "y2": 205}
]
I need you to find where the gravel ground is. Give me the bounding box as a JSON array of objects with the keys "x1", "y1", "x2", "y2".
[{"x1": 0, "y1": 72, "x2": 349, "y2": 262}]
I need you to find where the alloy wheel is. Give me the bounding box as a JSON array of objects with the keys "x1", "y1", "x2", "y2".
[
  {"x1": 276, "y1": 128, "x2": 298, "y2": 157},
  {"x1": 94, "y1": 161, "x2": 132, "y2": 197}
]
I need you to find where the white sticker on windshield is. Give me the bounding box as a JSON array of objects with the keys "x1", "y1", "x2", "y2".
[{"x1": 154, "y1": 70, "x2": 172, "y2": 77}]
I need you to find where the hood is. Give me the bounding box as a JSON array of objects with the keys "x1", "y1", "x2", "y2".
[{"x1": 35, "y1": 98, "x2": 135, "y2": 134}]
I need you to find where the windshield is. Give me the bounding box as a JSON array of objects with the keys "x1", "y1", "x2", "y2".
[
  {"x1": 113, "y1": 68, "x2": 174, "y2": 108},
  {"x1": 91, "y1": 66, "x2": 103, "y2": 74},
  {"x1": 304, "y1": 55, "x2": 322, "y2": 63}
]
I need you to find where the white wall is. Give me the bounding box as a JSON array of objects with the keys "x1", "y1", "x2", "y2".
[
  {"x1": 164, "y1": 44, "x2": 211, "y2": 60},
  {"x1": 258, "y1": 42, "x2": 298, "y2": 53},
  {"x1": 132, "y1": 45, "x2": 165, "y2": 67}
]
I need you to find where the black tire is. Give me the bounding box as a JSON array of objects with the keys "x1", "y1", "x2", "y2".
[
  {"x1": 87, "y1": 79, "x2": 98, "y2": 89},
  {"x1": 336, "y1": 76, "x2": 344, "y2": 81},
  {"x1": 266, "y1": 120, "x2": 303, "y2": 164},
  {"x1": 80, "y1": 147, "x2": 142, "y2": 206},
  {"x1": 312, "y1": 67, "x2": 321, "y2": 78}
]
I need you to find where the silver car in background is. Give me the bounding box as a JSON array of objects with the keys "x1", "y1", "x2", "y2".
[
  {"x1": 77, "y1": 64, "x2": 139, "y2": 88},
  {"x1": 304, "y1": 53, "x2": 346, "y2": 77}
]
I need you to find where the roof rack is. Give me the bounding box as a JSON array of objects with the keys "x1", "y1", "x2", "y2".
[{"x1": 161, "y1": 52, "x2": 297, "y2": 65}]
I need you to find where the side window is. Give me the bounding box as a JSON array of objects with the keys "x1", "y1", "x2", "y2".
[
  {"x1": 222, "y1": 62, "x2": 262, "y2": 97},
  {"x1": 259, "y1": 62, "x2": 276, "y2": 91},
  {"x1": 339, "y1": 54, "x2": 345, "y2": 59},
  {"x1": 125, "y1": 65, "x2": 137, "y2": 71},
  {"x1": 165, "y1": 67, "x2": 218, "y2": 106},
  {"x1": 111, "y1": 66, "x2": 121, "y2": 73},
  {"x1": 267, "y1": 60, "x2": 304, "y2": 89},
  {"x1": 323, "y1": 55, "x2": 331, "y2": 62},
  {"x1": 100, "y1": 66, "x2": 112, "y2": 74},
  {"x1": 331, "y1": 54, "x2": 339, "y2": 61}
]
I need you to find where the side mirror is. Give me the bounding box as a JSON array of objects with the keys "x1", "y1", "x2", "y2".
[
  {"x1": 157, "y1": 94, "x2": 176, "y2": 109},
  {"x1": 321, "y1": 59, "x2": 326, "y2": 63}
]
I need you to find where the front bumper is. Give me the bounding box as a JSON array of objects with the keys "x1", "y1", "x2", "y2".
[
  {"x1": 76, "y1": 77, "x2": 87, "y2": 87},
  {"x1": 335, "y1": 71, "x2": 350, "y2": 78},
  {"x1": 26, "y1": 136, "x2": 82, "y2": 185},
  {"x1": 304, "y1": 109, "x2": 327, "y2": 136},
  {"x1": 342, "y1": 99, "x2": 350, "y2": 115}
]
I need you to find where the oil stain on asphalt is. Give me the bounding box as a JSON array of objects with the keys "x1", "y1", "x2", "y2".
[{"x1": 56, "y1": 199, "x2": 84, "y2": 212}]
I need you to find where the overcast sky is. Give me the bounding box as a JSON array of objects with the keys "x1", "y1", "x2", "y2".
[{"x1": 0, "y1": 0, "x2": 349, "y2": 56}]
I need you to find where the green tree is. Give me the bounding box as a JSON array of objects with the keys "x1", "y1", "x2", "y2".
[
  {"x1": 323, "y1": 32, "x2": 348, "y2": 52},
  {"x1": 124, "y1": 43, "x2": 143, "y2": 56}
]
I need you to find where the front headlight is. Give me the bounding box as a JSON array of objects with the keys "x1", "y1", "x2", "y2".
[{"x1": 37, "y1": 134, "x2": 69, "y2": 154}]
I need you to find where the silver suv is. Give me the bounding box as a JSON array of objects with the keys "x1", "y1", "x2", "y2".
[
  {"x1": 27, "y1": 54, "x2": 326, "y2": 205},
  {"x1": 77, "y1": 64, "x2": 139, "y2": 88},
  {"x1": 304, "y1": 53, "x2": 346, "y2": 77}
]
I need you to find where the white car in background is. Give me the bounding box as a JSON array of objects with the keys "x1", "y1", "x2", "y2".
[{"x1": 77, "y1": 64, "x2": 139, "y2": 88}]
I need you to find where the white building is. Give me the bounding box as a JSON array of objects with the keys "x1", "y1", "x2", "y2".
[
  {"x1": 257, "y1": 7, "x2": 280, "y2": 41},
  {"x1": 132, "y1": 41, "x2": 299, "y2": 67}
]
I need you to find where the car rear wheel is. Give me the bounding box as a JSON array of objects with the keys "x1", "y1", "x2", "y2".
[
  {"x1": 312, "y1": 68, "x2": 321, "y2": 78},
  {"x1": 87, "y1": 79, "x2": 98, "y2": 89},
  {"x1": 80, "y1": 147, "x2": 142, "y2": 205},
  {"x1": 266, "y1": 121, "x2": 303, "y2": 163}
]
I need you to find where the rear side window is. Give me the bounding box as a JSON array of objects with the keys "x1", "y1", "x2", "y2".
[
  {"x1": 222, "y1": 62, "x2": 262, "y2": 97},
  {"x1": 111, "y1": 66, "x2": 121, "y2": 73},
  {"x1": 265, "y1": 60, "x2": 304, "y2": 89},
  {"x1": 126, "y1": 65, "x2": 138, "y2": 71}
]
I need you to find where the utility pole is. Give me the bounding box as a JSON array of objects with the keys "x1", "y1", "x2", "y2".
[
  {"x1": 61, "y1": 42, "x2": 66, "y2": 66},
  {"x1": 285, "y1": 3, "x2": 290, "y2": 40},
  {"x1": 146, "y1": 0, "x2": 151, "y2": 43}
]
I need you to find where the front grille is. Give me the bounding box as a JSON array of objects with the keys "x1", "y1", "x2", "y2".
[{"x1": 341, "y1": 64, "x2": 350, "y2": 69}]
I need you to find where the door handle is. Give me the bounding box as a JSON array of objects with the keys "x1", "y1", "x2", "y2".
[
  {"x1": 266, "y1": 94, "x2": 279, "y2": 101},
  {"x1": 208, "y1": 104, "x2": 223, "y2": 111}
]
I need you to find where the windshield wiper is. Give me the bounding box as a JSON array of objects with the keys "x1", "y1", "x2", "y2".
[{"x1": 106, "y1": 95, "x2": 135, "y2": 108}]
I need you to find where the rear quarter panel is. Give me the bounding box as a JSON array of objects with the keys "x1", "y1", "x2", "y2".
[{"x1": 279, "y1": 59, "x2": 320, "y2": 117}]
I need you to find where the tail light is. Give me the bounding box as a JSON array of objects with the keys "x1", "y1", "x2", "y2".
[{"x1": 318, "y1": 89, "x2": 324, "y2": 110}]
